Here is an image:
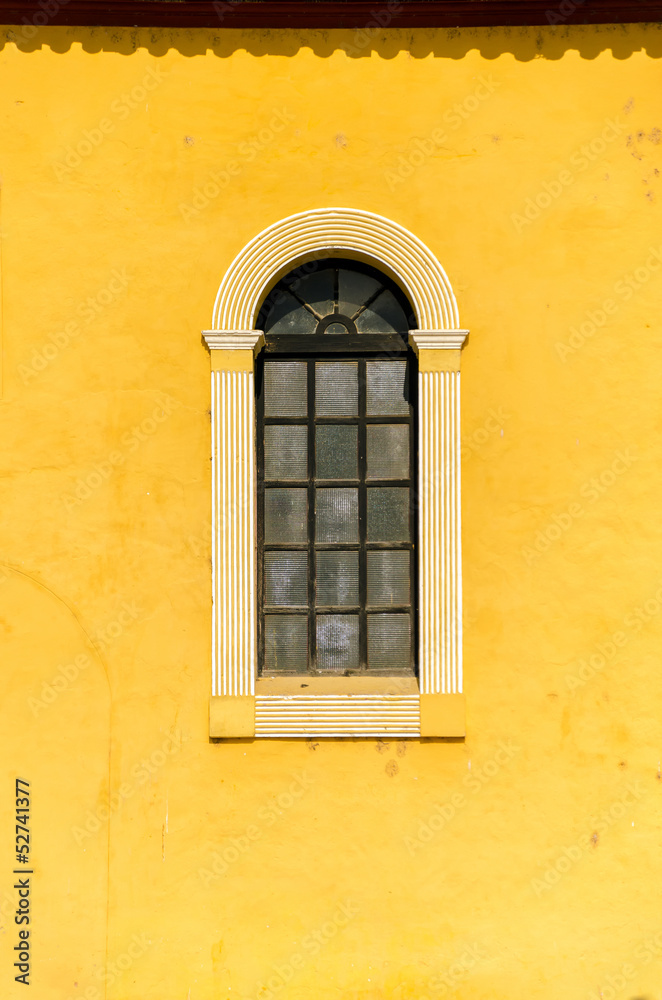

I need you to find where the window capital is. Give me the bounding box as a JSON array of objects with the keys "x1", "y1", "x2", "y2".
[
  {"x1": 202, "y1": 330, "x2": 265, "y2": 354},
  {"x1": 409, "y1": 330, "x2": 469, "y2": 373},
  {"x1": 408, "y1": 330, "x2": 469, "y2": 351}
]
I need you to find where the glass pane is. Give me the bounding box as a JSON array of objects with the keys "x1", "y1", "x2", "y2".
[
  {"x1": 356, "y1": 290, "x2": 409, "y2": 334},
  {"x1": 316, "y1": 426, "x2": 358, "y2": 480},
  {"x1": 316, "y1": 489, "x2": 358, "y2": 543},
  {"x1": 264, "y1": 615, "x2": 308, "y2": 672},
  {"x1": 367, "y1": 488, "x2": 410, "y2": 541},
  {"x1": 316, "y1": 362, "x2": 358, "y2": 416},
  {"x1": 264, "y1": 489, "x2": 307, "y2": 543},
  {"x1": 338, "y1": 269, "x2": 382, "y2": 319},
  {"x1": 366, "y1": 425, "x2": 409, "y2": 480},
  {"x1": 264, "y1": 425, "x2": 307, "y2": 481},
  {"x1": 368, "y1": 614, "x2": 411, "y2": 671},
  {"x1": 294, "y1": 269, "x2": 334, "y2": 317},
  {"x1": 263, "y1": 291, "x2": 317, "y2": 336},
  {"x1": 366, "y1": 360, "x2": 409, "y2": 415},
  {"x1": 316, "y1": 615, "x2": 359, "y2": 672},
  {"x1": 367, "y1": 551, "x2": 410, "y2": 606},
  {"x1": 264, "y1": 362, "x2": 308, "y2": 416},
  {"x1": 265, "y1": 552, "x2": 308, "y2": 606},
  {"x1": 316, "y1": 551, "x2": 359, "y2": 606}
]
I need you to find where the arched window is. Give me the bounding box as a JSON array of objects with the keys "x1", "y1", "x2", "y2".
[
  {"x1": 256, "y1": 259, "x2": 417, "y2": 676},
  {"x1": 204, "y1": 207, "x2": 468, "y2": 738}
]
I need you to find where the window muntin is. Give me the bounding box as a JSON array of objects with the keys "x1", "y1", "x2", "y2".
[{"x1": 256, "y1": 260, "x2": 417, "y2": 677}]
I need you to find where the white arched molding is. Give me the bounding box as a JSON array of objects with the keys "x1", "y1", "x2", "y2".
[
  {"x1": 203, "y1": 208, "x2": 468, "y2": 740},
  {"x1": 212, "y1": 208, "x2": 460, "y2": 332}
]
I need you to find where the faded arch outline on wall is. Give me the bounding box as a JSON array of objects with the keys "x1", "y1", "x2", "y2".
[{"x1": 203, "y1": 207, "x2": 469, "y2": 739}]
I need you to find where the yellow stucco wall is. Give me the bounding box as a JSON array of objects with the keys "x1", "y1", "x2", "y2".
[{"x1": 1, "y1": 21, "x2": 662, "y2": 1000}]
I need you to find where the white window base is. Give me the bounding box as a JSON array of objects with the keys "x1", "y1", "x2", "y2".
[{"x1": 210, "y1": 689, "x2": 465, "y2": 739}]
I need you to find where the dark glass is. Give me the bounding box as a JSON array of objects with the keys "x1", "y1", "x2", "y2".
[
  {"x1": 315, "y1": 361, "x2": 358, "y2": 416},
  {"x1": 264, "y1": 361, "x2": 307, "y2": 415},
  {"x1": 264, "y1": 488, "x2": 307, "y2": 543},
  {"x1": 264, "y1": 616, "x2": 308, "y2": 671},
  {"x1": 366, "y1": 425, "x2": 409, "y2": 480},
  {"x1": 265, "y1": 552, "x2": 308, "y2": 606},
  {"x1": 316, "y1": 426, "x2": 358, "y2": 480},
  {"x1": 367, "y1": 614, "x2": 411, "y2": 671},
  {"x1": 258, "y1": 259, "x2": 416, "y2": 676},
  {"x1": 262, "y1": 292, "x2": 317, "y2": 336},
  {"x1": 338, "y1": 269, "x2": 381, "y2": 317},
  {"x1": 264, "y1": 425, "x2": 307, "y2": 480},
  {"x1": 355, "y1": 290, "x2": 409, "y2": 335},
  {"x1": 316, "y1": 551, "x2": 359, "y2": 606},
  {"x1": 367, "y1": 551, "x2": 410, "y2": 606},
  {"x1": 316, "y1": 615, "x2": 360, "y2": 672},
  {"x1": 367, "y1": 488, "x2": 410, "y2": 542},
  {"x1": 316, "y1": 489, "x2": 359, "y2": 543},
  {"x1": 366, "y1": 360, "x2": 409, "y2": 415},
  {"x1": 293, "y1": 270, "x2": 334, "y2": 316}
]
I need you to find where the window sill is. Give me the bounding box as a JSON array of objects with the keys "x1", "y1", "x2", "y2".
[
  {"x1": 255, "y1": 676, "x2": 420, "y2": 697},
  {"x1": 210, "y1": 684, "x2": 465, "y2": 740}
]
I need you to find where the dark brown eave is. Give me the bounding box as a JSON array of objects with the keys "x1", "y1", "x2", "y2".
[{"x1": 2, "y1": 1, "x2": 662, "y2": 29}]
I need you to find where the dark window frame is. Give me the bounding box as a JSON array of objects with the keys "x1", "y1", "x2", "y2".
[{"x1": 256, "y1": 260, "x2": 419, "y2": 678}]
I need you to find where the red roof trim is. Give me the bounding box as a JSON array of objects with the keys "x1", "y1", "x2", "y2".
[{"x1": 2, "y1": 1, "x2": 662, "y2": 30}]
